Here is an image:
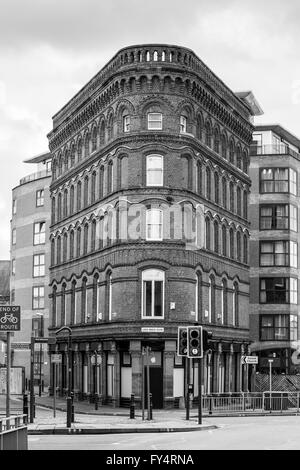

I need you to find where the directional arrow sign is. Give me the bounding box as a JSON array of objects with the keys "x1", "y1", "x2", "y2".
[{"x1": 241, "y1": 356, "x2": 258, "y2": 365}]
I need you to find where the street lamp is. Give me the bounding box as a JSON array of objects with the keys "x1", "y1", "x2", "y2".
[{"x1": 55, "y1": 326, "x2": 73, "y2": 428}]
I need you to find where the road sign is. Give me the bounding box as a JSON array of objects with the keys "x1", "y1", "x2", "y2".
[
  {"x1": 241, "y1": 355, "x2": 258, "y2": 365},
  {"x1": 51, "y1": 354, "x2": 62, "y2": 364},
  {"x1": 0, "y1": 306, "x2": 21, "y2": 331}
]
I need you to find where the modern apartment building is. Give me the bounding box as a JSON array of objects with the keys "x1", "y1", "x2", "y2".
[
  {"x1": 249, "y1": 124, "x2": 300, "y2": 374},
  {"x1": 48, "y1": 45, "x2": 261, "y2": 407},
  {"x1": 10, "y1": 153, "x2": 52, "y2": 387}
]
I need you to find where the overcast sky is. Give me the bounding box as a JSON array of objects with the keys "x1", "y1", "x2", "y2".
[{"x1": 0, "y1": 0, "x2": 299, "y2": 259}]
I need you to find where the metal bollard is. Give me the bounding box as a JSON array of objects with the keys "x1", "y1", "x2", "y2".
[
  {"x1": 67, "y1": 396, "x2": 72, "y2": 428},
  {"x1": 129, "y1": 394, "x2": 135, "y2": 419},
  {"x1": 33, "y1": 395, "x2": 36, "y2": 419},
  {"x1": 209, "y1": 396, "x2": 213, "y2": 415},
  {"x1": 149, "y1": 393, "x2": 153, "y2": 420},
  {"x1": 95, "y1": 394, "x2": 99, "y2": 411}
]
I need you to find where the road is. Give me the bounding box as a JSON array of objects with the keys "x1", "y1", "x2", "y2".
[{"x1": 28, "y1": 415, "x2": 300, "y2": 450}]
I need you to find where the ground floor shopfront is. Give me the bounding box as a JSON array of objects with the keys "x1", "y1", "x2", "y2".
[{"x1": 49, "y1": 337, "x2": 251, "y2": 408}]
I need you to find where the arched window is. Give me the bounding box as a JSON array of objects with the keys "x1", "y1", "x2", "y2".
[
  {"x1": 196, "y1": 115, "x2": 203, "y2": 140},
  {"x1": 83, "y1": 176, "x2": 89, "y2": 208},
  {"x1": 208, "y1": 275, "x2": 215, "y2": 323},
  {"x1": 181, "y1": 155, "x2": 192, "y2": 190},
  {"x1": 214, "y1": 127, "x2": 220, "y2": 153},
  {"x1": 222, "y1": 177, "x2": 227, "y2": 209},
  {"x1": 84, "y1": 133, "x2": 90, "y2": 158},
  {"x1": 195, "y1": 272, "x2": 202, "y2": 322},
  {"x1": 58, "y1": 154, "x2": 63, "y2": 176},
  {"x1": 51, "y1": 238, "x2": 55, "y2": 266},
  {"x1": 70, "y1": 186, "x2": 74, "y2": 215},
  {"x1": 70, "y1": 281, "x2": 76, "y2": 325},
  {"x1": 52, "y1": 286, "x2": 57, "y2": 327},
  {"x1": 99, "y1": 166, "x2": 104, "y2": 199},
  {"x1": 205, "y1": 218, "x2": 211, "y2": 250},
  {"x1": 229, "y1": 228, "x2": 234, "y2": 259},
  {"x1": 205, "y1": 121, "x2": 212, "y2": 147},
  {"x1": 76, "y1": 227, "x2": 81, "y2": 258},
  {"x1": 107, "y1": 161, "x2": 113, "y2": 194},
  {"x1": 221, "y1": 134, "x2": 227, "y2": 159},
  {"x1": 70, "y1": 144, "x2": 75, "y2": 166},
  {"x1": 237, "y1": 187, "x2": 241, "y2": 216},
  {"x1": 56, "y1": 236, "x2": 61, "y2": 265},
  {"x1": 243, "y1": 233, "x2": 248, "y2": 264},
  {"x1": 52, "y1": 159, "x2": 57, "y2": 180},
  {"x1": 57, "y1": 193, "x2": 62, "y2": 221},
  {"x1": 243, "y1": 150, "x2": 248, "y2": 174},
  {"x1": 243, "y1": 190, "x2": 248, "y2": 219},
  {"x1": 106, "y1": 272, "x2": 112, "y2": 321},
  {"x1": 64, "y1": 151, "x2": 68, "y2": 172},
  {"x1": 83, "y1": 223, "x2": 89, "y2": 255},
  {"x1": 197, "y1": 162, "x2": 202, "y2": 195},
  {"x1": 63, "y1": 189, "x2": 68, "y2": 219},
  {"x1": 91, "y1": 219, "x2": 96, "y2": 252},
  {"x1": 180, "y1": 115, "x2": 187, "y2": 133},
  {"x1": 81, "y1": 278, "x2": 87, "y2": 323},
  {"x1": 221, "y1": 279, "x2": 227, "y2": 324},
  {"x1": 236, "y1": 147, "x2": 242, "y2": 169},
  {"x1": 206, "y1": 167, "x2": 211, "y2": 200},
  {"x1": 92, "y1": 126, "x2": 97, "y2": 152},
  {"x1": 108, "y1": 115, "x2": 113, "y2": 140},
  {"x1": 100, "y1": 121, "x2": 105, "y2": 145},
  {"x1": 237, "y1": 231, "x2": 241, "y2": 261},
  {"x1": 146, "y1": 155, "x2": 163, "y2": 186},
  {"x1": 222, "y1": 225, "x2": 227, "y2": 256},
  {"x1": 214, "y1": 173, "x2": 219, "y2": 204},
  {"x1": 142, "y1": 269, "x2": 164, "y2": 318},
  {"x1": 77, "y1": 181, "x2": 82, "y2": 211},
  {"x1": 214, "y1": 221, "x2": 219, "y2": 253},
  {"x1": 91, "y1": 171, "x2": 96, "y2": 204},
  {"x1": 123, "y1": 114, "x2": 130, "y2": 133},
  {"x1": 146, "y1": 209, "x2": 163, "y2": 240},
  {"x1": 51, "y1": 197, "x2": 56, "y2": 225},
  {"x1": 70, "y1": 230, "x2": 74, "y2": 260},
  {"x1": 92, "y1": 274, "x2": 99, "y2": 322},
  {"x1": 229, "y1": 182, "x2": 234, "y2": 212},
  {"x1": 77, "y1": 138, "x2": 83, "y2": 161},
  {"x1": 233, "y1": 282, "x2": 239, "y2": 326},
  {"x1": 61, "y1": 284, "x2": 66, "y2": 326},
  {"x1": 63, "y1": 232, "x2": 68, "y2": 262},
  {"x1": 229, "y1": 140, "x2": 235, "y2": 164}
]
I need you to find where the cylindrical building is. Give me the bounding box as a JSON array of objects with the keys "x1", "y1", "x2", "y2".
[{"x1": 48, "y1": 45, "x2": 259, "y2": 407}]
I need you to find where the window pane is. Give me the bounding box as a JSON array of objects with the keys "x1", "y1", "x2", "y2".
[
  {"x1": 144, "y1": 281, "x2": 152, "y2": 316},
  {"x1": 154, "y1": 281, "x2": 163, "y2": 316}
]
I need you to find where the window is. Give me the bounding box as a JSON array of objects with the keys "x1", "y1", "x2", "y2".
[
  {"x1": 214, "y1": 173, "x2": 219, "y2": 204},
  {"x1": 142, "y1": 269, "x2": 164, "y2": 318},
  {"x1": 146, "y1": 209, "x2": 163, "y2": 240},
  {"x1": 123, "y1": 115, "x2": 130, "y2": 133},
  {"x1": 146, "y1": 155, "x2": 163, "y2": 186},
  {"x1": 220, "y1": 279, "x2": 227, "y2": 324},
  {"x1": 81, "y1": 279, "x2": 87, "y2": 323},
  {"x1": 36, "y1": 189, "x2": 44, "y2": 207},
  {"x1": 260, "y1": 168, "x2": 297, "y2": 194},
  {"x1": 70, "y1": 186, "x2": 74, "y2": 215},
  {"x1": 12, "y1": 228, "x2": 16, "y2": 245},
  {"x1": 222, "y1": 226, "x2": 227, "y2": 256},
  {"x1": 70, "y1": 281, "x2": 76, "y2": 325},
  {"x1": 107, "y1": 273, "x2": 112, "y2": 321},
  {"x1": 34, "y1": 222, "x2": 45, "y2": 245},
  {"x1": 12, "y1": 259, "x2": 16, "y2": 276},
  {"x1": 233, "y1": 282, "x2": 238, "y2": 326},
  {"x1": 214, "y1": 221, "x2": 219, "y2": 253},
  {"x1": 208, "y1": 275, "x2": 215, "y2": 323},
  {"x1": 260, "y1": 315, "x2": 297, "y2": 341},
  {"x1": 33, "y1": 286, "x2": 45, "y2": 309},
  {"x1": 260, "y1": 278, "x2": 297, "y2": 304},
  {"x1": 107, "y1": 162, "x2": 113, "y2": 194},
  {"x1": 260, "y1": 241, "x2": 297, "y2": 267},
  {"x1": 206, "y1": 168, "x2": 211, "y2": 200},
  {"x1": 148, "y1": 113, "x2": 162, "y2": 130},
  {"x1": 33, "y1": 254, "x2": 45, "y2": 277},
  {"x1": 32, "y1": 316, "x2": 44, "y2": 338},
  {"x1": 12, "y1": 199, "x2": 17, "y2": 215},
  {"x1": 84, "y1": 176, "x2": 89, "y2": 207},
  {"x1": 229, "y1": 182, "x2": 234, "y2": 212},
  {"x1": 260, "y1": 204, "x2": 297, "y2": 231},
  {"x1": 222, "y1": 178, "x2": 227, "y2": 209},
  {"x1": 243, "y1": 234, "x2": 248, "y2": 264},
  {"x1": 180, "y1": 115, "x2": 187, "y2": 133},
  {"x1": 77, "y1": 181, "x2": 82, "y2": 211},
  {"x1": 205, "y1": 218, "x2": 211, "y2": 250},
  {"x1": 70, "y1": 230, "x2": 74, "y2": 260}
]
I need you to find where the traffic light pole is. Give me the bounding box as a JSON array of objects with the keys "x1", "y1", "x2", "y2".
[
  {"x1": 198, "y1": 356, "x2": 202, "y2": 425},
  {"x1": 186, "y1": 356, "x2": 190, "y2": 420}
]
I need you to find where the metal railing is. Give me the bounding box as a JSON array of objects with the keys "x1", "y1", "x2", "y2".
[
  {"x1": 199, "y1": 392, "x2": 300, "y2": 415},
  {"x1": 250, "y1": 144, "x2": 299, "y2": 159},
  {"x1": 0, "y1": 414, "x2": 28, "y2": 450},
  {"x1": 20, "y1": 169, "x2": 51, "y2": 185}
]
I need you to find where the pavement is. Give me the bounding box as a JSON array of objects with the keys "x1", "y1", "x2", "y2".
[{"x1": 0, "y1": 394, "x2": 217, "y2": 435}]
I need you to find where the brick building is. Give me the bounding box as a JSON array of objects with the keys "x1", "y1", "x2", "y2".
[
  {"x1": 250, "y1": 125, "x2": 300, "y2": 375},
  {"x1": 48, "y1": 45, "x2": 261, "y2": 407},
  {"x1": 10, "y1": 153, "x2": 52, "y2": 387}
]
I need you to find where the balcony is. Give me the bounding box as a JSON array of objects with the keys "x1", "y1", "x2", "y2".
[
  {"x1": 20, "y1": 169, "x2": 52, "y2": 186},
  {"x1": 250, "y1": 144, "x2": 300, "y2": 159}
]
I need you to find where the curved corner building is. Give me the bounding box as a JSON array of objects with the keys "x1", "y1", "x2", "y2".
[{"x1": 48, "y1": 45, "x2": 259, "y2": 407}]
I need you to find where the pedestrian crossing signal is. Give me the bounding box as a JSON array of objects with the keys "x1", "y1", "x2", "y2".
[
  {"x1": 187, "y1": 326, "x2": 203, "y2": 358},
  {"x1": 177, "y1": 327, "x2": 188, "y2": 356}
]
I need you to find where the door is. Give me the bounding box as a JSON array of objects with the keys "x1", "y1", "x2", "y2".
[{"x1": 144, "y1": 366, "x2": 163, "y2": 409}]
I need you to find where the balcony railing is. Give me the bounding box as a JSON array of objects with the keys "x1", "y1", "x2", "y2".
[
  {"x1": 20, "y1": 169, "x2": 52, "y2": 186},
  {"x1": 250, "y1": 144, "x2": 299, "y2": 159}
]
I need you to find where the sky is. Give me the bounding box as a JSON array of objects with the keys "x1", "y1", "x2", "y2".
[{"x1": 0, "y1": 0, "x2": 300, "y2": 259}]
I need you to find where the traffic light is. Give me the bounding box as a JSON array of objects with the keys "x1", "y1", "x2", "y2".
[
  {"x1": 187, "y1": 326, "x2": 203, "y2": 358},
  {"x1": 177, "y1": 327, "x2": 188, "y2": 356},
  {"x1": 203, "y1": 329, "x2": 213, "y2": 351}
]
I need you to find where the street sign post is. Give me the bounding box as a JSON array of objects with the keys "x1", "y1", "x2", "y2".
[
  {"x1": 0, "y1": 306, "x2": 21, "y2": 424},
  {"x1": 241, "y1": 356, "x2": 258, "y2": 365}
]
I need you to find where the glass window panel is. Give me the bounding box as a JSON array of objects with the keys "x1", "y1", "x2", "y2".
[{"x1": 154, "y1": 281, "x2": 163, "y2": 316}]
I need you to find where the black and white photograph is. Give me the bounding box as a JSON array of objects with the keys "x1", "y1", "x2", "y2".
[{"x1": 0, "y1": 0, "x2": 300, "y2": 457}]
